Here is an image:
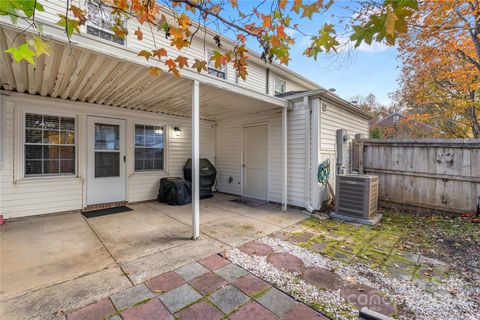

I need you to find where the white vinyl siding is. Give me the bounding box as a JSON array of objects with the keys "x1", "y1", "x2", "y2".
[
  {"x1": 318, "y1": 98, "x2": 370, "y2": 205},
  {"x1": 216, "y1": 106, "x2": 306, "y2": 207},
  {"x1": 0, "y1": 100, "x2": 83, "y2": 216}
]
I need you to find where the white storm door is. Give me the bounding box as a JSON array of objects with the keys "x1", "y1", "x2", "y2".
[
  {"x1": 242, "y1": 125, "x2": 268, "y2": 200},
  {"x1": 86, "y1": 116, "x2": 126, "y2": 205}
]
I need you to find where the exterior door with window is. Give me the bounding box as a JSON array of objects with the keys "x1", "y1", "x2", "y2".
[
  {"x1": 86, "y1": 117, "x2": 126, "y2": 205},
  {"x1": 242, "y1": 125, "x2": 268, "y2": 200}
]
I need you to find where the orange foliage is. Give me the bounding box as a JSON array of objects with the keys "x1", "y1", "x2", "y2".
[{"x1": 396, "y1": 1, "x2": 480, "y2": 138}]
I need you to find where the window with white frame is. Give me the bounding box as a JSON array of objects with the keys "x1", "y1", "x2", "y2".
[
  {"x1": 86, "y1": 2, "x2": 125, "y2": 45},
  {"x1": 207, "y1": 50, "x2": 227, "y2": 79},
  {"x1": 275, "y1": 78, "x2": 286, "y2": 95},
  {"x1": 134, "y1": 124, "x2": 164, "y2": 171},
  {"x1": 24, "y1": 113, "x2": 76, "y2": 176}
]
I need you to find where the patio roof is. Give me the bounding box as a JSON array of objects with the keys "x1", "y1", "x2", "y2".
[{"x1": 0, "y1": 24, "x2": 286, "y2": 121}]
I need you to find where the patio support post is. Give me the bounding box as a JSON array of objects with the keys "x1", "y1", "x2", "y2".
[
  {"x1": 282, "y1": 105, "x2": 288, "y2": 212},
  {"x1": 192, "y1": 80, "x2": 200, "y2": 240}
]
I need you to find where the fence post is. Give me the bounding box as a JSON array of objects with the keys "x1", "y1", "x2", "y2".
[{"x1": 358, "y1": 140, "x2": 364, "y2": 174}]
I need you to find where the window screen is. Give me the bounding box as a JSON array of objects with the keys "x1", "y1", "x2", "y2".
[
  {"x1": 87, "y1": 2, "x2": 125, "y2": 45},
  {"x1": 207, "y1": 50, "x2": 227, "y2": 79},
  {"x1": 275, "y1": 78, "x2": 286, "y2": 95},
  {"x1": 25, "y1": 113, "x2": 76, "y2": 176},
  {"x1": 134, "y1": 124, "x2": 164, "y2": 171},
  {"x1": 94, "y1": 123, "x2": 120, "y2": 178}
]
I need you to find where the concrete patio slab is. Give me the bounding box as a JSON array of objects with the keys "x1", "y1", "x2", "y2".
[
  {"x1": 0, "y1": 212, "x2": 116, "y2": 301},
  {"x1": 209, "y1": 201, "x2": 305, "y2": 228},
  {"x1": 86, "y1": 202, "x2": 193, "y2": 263},
  {"x1": 121, "y1": 237, "x2": 227, "y2": 284},
  {"x1": 0, "y1": 266, "x2": 131, "y2": 320}
]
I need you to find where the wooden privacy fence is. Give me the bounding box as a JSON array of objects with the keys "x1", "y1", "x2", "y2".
[{"x1": 351, "y1": 139, "x2": 480, "y2": 214}]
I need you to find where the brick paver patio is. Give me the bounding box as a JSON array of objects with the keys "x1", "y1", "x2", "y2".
[{"x1": 66, "y1": 254, "x2": 327, "y2": 320}]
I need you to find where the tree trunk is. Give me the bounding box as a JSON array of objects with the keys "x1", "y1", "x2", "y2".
[{"x1": 469, "y1": 91, "x2": 480, "y2": 138}]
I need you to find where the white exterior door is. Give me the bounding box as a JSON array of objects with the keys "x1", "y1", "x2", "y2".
[
  {"x1": 242, "y1": 125, "x2": 268, "y2": 200},
  {"x1": 86, "y1": 116, "x2": 126, "y2": 205}
]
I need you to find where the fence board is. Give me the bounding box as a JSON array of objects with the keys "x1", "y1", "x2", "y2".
[{"x1": 352, "y1": 139, "x2": 480, "y2": 214}]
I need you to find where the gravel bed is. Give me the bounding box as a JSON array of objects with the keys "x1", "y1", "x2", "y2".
[
  {"x1": 226, "y1": 248, "x2": 358, "y2": 320},
  {"x1": 225, "y1": 237, "x2": 480, "y2": 320}
]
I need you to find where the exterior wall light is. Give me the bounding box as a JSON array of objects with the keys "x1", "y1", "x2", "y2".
[{"x1": 174, "y1": 127, "x2": 182, "y2": 137}]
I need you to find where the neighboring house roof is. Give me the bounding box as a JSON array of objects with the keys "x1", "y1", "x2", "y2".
[{"x1": 375, "y1": 112, "x2": 433, "y2": 130}]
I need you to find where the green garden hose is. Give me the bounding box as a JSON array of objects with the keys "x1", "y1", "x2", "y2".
[{"x1": 318, "y1": 159, "x2": 331, "y2": 185}]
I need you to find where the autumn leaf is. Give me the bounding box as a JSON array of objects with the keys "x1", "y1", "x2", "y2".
[
  {"x1": 175, "y1": 56, "x2": 189, "y2": 68},
  {"x1": 177, "y1": 13, "x2": 190, "y2": 29},
  {"x1": 56, "y1": 14, "x2": 80, "y2": 38},
  {"x1": 153, "y1": 48, "x2": 168, "y2": 59},
  {"x1": 236, "y1": 34, "x2": 246, "y2": 43},
  {"x1": 69, "y1": 5, "x2": 86, "y2": 26},
  {"x1": 138, "y1": 50, "x2": 152, "y2": 60},
  {"x1": 261, "y1": 14, "x2": 272, "y2": 28},
  {"x1": 192, "y1": 59, "x2": 207, "y2": 73},
  {"x1": 148, "y1": 66, "x2": 162, "y2": 76},
  {"x1": 229, "y1": 0, "x2": 238, "y2": 9},
  {"x1": 27, "y1": 36, "x2": 51, "y2": 56},
  {"x1": 165, "y1": 59, "x2": 180, "y2": 77},
  {"x1": 5, "y1": 43, "x2": 36, "y2": 65},
  {"x1": 135, "y1": 27, "x2": 143, "y2": 40},
  {"x1": 385, "y1": 9, "x2": 399, "y2": 39}
]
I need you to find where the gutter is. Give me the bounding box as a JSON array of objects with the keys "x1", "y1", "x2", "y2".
[{"x1": 283, "y1": 89, "x2": 374, "y2": 120}]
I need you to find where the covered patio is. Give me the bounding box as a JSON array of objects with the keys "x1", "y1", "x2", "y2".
[
  {"x1": 0, "y1": 24, "x2": 290, "y2": 223},
  {"x1": 0, "y1": 194, "x2": 306, "y2": 320}
]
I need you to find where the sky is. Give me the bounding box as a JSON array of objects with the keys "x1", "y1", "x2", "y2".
[
  {"x1": 214, "y1": 1, "x2": 401, "y2": 106},
  {"x1": 286, "y1": 32, "x2": 400, "y2": 106}
]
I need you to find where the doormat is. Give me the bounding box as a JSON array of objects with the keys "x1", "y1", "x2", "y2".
[
  {"x1": 82, "y1": 206, "x2": 133, "y2": 218},
  {"x1": 230, "y1": 197, "x2": 268, "y2": 208}
]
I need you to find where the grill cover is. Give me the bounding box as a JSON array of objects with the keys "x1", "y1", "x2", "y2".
[
  {"x1": 183, "y1": 158, "x2": 217, "y2": 198},
  {"x1": 157, "y1": 177, "x2": 192, "y2": 205}
]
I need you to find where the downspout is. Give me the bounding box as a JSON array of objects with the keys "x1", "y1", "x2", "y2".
[
  {"x1": 266, "y1": 68, "x2": 270, "y2": 95},
  {"x1": 303, "y1": 96, "x2": 314, "y2": 212},
  {"x1": 310, "y1": 98, "x2": 321, "y2": 210}
]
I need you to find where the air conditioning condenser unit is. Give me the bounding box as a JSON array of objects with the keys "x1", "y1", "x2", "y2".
[{"x1": 330, "y1": 174, "x2": 382, "y2": 225}]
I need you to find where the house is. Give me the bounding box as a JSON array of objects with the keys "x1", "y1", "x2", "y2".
[
  {"x1": 373, "y1": 112, "x2": 437, "y2": 138},
  {"x1": 0, "y1": 1, "x2": 372, "y2": 237}
]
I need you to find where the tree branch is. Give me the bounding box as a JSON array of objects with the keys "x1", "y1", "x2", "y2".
[{"x1": 171, "y1": 0, "x2": 261, "y2": 39}]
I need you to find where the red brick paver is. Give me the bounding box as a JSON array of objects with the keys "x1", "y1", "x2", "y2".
[
  {"x1": 230, "y1": 301, "x2": 278, "y2": 320},
  {"x1": 67, "y1": 298, "x2": 115, "y2": 320},
  {"x1": 340, "y1": 283, "x2": 396, "y2": 316},
  {"x1": 267, "y1": 253, "x2": 305, "y2": 273},
  {"x1": 145, "y1": 271, "x2": 185, "y2": 294},
  {"x1": 240, "y1": 242, "x2": 274, "y2": 256},
  {"x1": 233, "y1": 274, "x2": 271, "y2": 296},
  {"x1": 283, "y1": 303, "x2": 329, "y2": 320},
  {"x1": 302, "y1": 267, "x2": 345, "y2": 290},
  {"x1": 198, "y1": 254, "x2": 230, "y2": 270},
  {"x1": 175, "y1": 300, "x2": 224, "y2": 320},
  {"x1": 121, "y1": 298, "x2": 172, "y2": 320},
  {"x1": 189, "y1": 272, "x2": 228, "y2": 295}
]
